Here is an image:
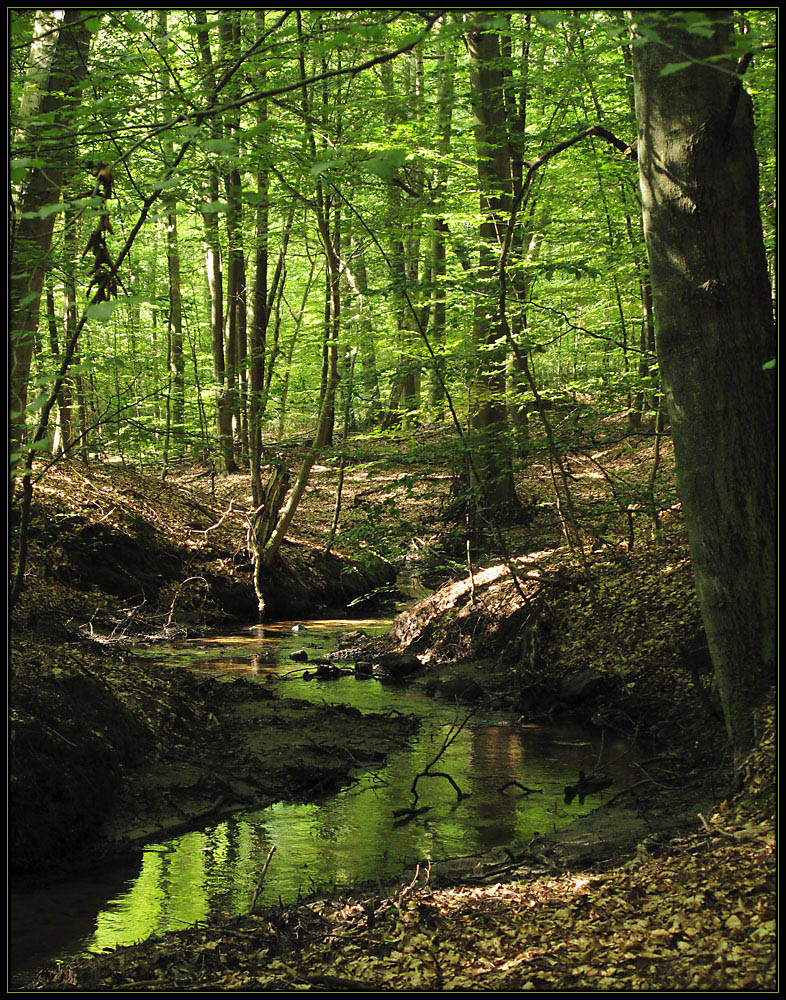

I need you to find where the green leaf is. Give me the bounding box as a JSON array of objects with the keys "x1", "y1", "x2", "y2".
[
  {"x1": 123, "y1": 11, "x2": 145, "y2": 32},
  {"x1": 203, "y1": 138, "x2": 238, "y2": 156},
  {"x1": 361, "y1": 148, "x2": 408, "y2": 181},
  {"x1": 25, "y1": 391, "x2": 50, "y2": 414},
  {"x1": 762, "y1": 358, "x2": 776, "y2": 371},
  {"x1": 536, "y1": 11, "x2": 564, "y2": 29},
  {"x1": 21, "y1": 202, "x2": 64, "y2": 220},
  {"x1": 310, "y1": 159, "x2": 339, "y2": 177},
  {"x1": 86, "y1": 299, "x2": 121, "y2": 321},
  {"x1": 660, "y1": 61, "x2": 694, "y2": 76},
  {"x1": 200, "y1": 200, "x2": 230, "y2": 214},
  {"x1": 10, "y1": 157, "x2": 44, "y2": 182}
]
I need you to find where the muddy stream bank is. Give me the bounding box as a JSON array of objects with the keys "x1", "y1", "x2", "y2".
[{"x1": 11, "y1": 610, "x2": 678, "y2": 988}]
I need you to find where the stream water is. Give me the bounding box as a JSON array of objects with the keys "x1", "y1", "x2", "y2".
[{"x1": 11, "y1": 612, "x2": 639, "y2": 986}]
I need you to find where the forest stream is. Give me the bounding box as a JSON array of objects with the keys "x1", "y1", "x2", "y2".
[{"x1": 11, "y1": 612, "x2": 641, "y2": 987}]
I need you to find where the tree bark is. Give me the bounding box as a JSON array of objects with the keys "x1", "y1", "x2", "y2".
[
  {"x1": 629, "y1": 9, "x2": 776, "y2": 754},
  {"x1": 157, "y1": 11, "x2": 184, "y2": 461},
  {"x1": 194, "y1": 10, "x2": 236, "y2": 473},
  {"x1": 10, "y1": 9, "x2": 92, "y2": 468},
  {"x1": 467, "y1": 11, "x2": 520, "y2": 520},
  {"x1": 249, "y1": 9, "x2": 270, "y2": 505},
  {"x1": 428, "y1": 27, "x2": 455, "y2": 417}
]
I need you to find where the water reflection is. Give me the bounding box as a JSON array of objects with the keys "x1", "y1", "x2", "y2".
[{"x1": 12, "y1": 619, "x2": 637, "y2": 984}]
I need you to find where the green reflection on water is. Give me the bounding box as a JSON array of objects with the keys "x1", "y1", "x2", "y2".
[
  {"x1": 14, "y1": 620, "x2": 636, "y2": 979},
  {"x1": 79, "y1": 713, "x2": 629, "y2": 960}
]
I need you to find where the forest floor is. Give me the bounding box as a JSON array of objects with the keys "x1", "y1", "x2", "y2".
[{"x1": 11, "y1": 406, "x2": 776, "y2": 990}]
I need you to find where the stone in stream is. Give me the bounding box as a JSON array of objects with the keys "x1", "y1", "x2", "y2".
[
  {"x1": 290, "y1": 649, "x2": 309, "y2": 662},
  {"x1": 339, "y1": 629, "x2": 368, "y2": 645},
  {"x1": 374, "y1": 652, "x2": 422, "y2": 682},
  {"x1": 426, "y1": 678, "x2": 484, "y2": 703},
  {"x1": 354, "y1": 661, "x2": 373, "y2": 678},
  {"x1": 559, "y1": 668, "x2": 608, "y2": 703}
]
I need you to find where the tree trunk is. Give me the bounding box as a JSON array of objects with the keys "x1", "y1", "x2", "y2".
[
  {"x1": 629, "y1": 10, "x2": 776, "y2": 754},
  {"x1": 10, "y1": 9, "x2": 92, "y2": 468},
  {"x1": 249, "y1": 8, "x2": 270, "y2": 505},
  {"x1": 157, "y1": 11, "x2": 185, "y2": 461},
  {"x1": 194, "y1": 10, "x2": 236, "y2": 473},
  {"x1": 467, "y1": 12, "x2": 520, "y2": 520},
  {"x1": 428, "y1": 26, "x2": 455, "y2": 417},
  {"x1": 219, "y1": 11, "x2": 248, "y2": 461}
]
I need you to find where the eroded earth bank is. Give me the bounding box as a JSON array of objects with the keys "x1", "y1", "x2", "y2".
[{"x1": 10, "y1": 427, "x2": 775, "y2": 991}]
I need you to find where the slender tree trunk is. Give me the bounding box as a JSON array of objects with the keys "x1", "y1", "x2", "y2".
[
  {"x1": 629, "y1": 9, "x2": 776, "y2": 754},
  {"x1": 194, "y1": 10, "x2": 236, "y2": 473},
  {"x1": 424, "y1": 32, "x2": 459, "y2": 414},
  {"x1": 277, "y1": 265, "x2": 316, "y2": 440},
  {"x1": 351, "y1": 245, "x2": 381, "y2": 426},
  {"x1": 249, "y1": 8, "x2": 270, "y2": 504},
  {"x1": 297, "y1": 11, "x2": 340, "y2": 447},
  {"x1": 45, "y1": 282, "x2": 72, "y2": 456},
  {"x1": 157, "y1": 11, "x2": 185, "y2": 458}
]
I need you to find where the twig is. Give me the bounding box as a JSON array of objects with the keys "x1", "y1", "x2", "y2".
[
  {"x1": 409, "y1": 709, "x2": 478, "y2": 807},
  {"x1": 392, "y1": 805, "x2": 431, "y2": 820},
  {"x1": 195, "y1": 499, "x2": 248, "y2": 536},
  {"x1": 603, "y1": 777, "x2": 655, "y2": 807},
  {"x1": 164, "y1": 576, "x2": 207, "y2": 628},
  {"x1": 697, "y1": 813, "x2": 771, "y2": 847},
  {"x1": 248, "y1": 845, "x2": 277, "y2": 914},
  {"x1": 413, "y1": 770, "x2": 467, "y2": 802},
  {"x1": 498, "y1": 781, "x2": 543, "y2": 795}
]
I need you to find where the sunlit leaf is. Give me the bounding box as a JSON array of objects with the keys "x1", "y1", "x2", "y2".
[
  {"x1": 361, "y1": 149, "x2": 408, "y2": 181},
  {"x1": 86, "y1": 299, "x2": 121, "y2": 321}
]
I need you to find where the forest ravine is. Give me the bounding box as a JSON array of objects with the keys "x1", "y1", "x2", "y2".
[{"x1": 10, "y1": 9, "x2": 775, "y2": 993}]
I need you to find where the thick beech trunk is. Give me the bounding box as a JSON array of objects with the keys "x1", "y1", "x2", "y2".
[{"x1": 629, "y1": 10, "x2": 776, "y2": 753}]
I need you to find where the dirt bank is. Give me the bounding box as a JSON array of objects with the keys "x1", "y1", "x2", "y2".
[
  {"x1": 368, "y1": 536, "x2": 722, "y2": 748},
  {"x1": 10, "y1": 637, "x2": 418, "y2": 883},
  {"x1": 9, "y1": 461, "x2": 409, "y2": 883}
]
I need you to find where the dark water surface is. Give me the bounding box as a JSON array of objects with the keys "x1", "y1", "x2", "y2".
[{"x1": 11, "y1": 615, "x2": 637, "y2": 985}]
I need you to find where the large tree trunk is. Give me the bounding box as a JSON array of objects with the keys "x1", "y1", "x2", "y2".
[
  {"x1": 629, "y1": 10, "x2": 776, "y2": 754},
  {"x1": 10, "y1": 10, "x2": 92, "y2": 468},
  {"x1": 466, "y1": 12, "x2": 520, "y2": 520}
]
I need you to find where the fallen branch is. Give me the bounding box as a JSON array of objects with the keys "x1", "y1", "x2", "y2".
[
  {"x1": 498, "y1": 781, "x2": 543, "y2": 795},
  {"x1": 392, "y1": 805, "x2": 431, "y2": 820},
  {"x1": 195, "y1": 498, "x2": 249, "y2": 536},
  {"x1": 165, "y1": 576, "x2": 208, "y2": 628},
  {"x1": 248, "y1": 844, "x2": 277, "y2": 914},
  {"x1": 697, "y1": 813, "x2": 772, "y2": 848},
  {"x1": 408, "y1": 709, "x2": 478, "y2": 808}
]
